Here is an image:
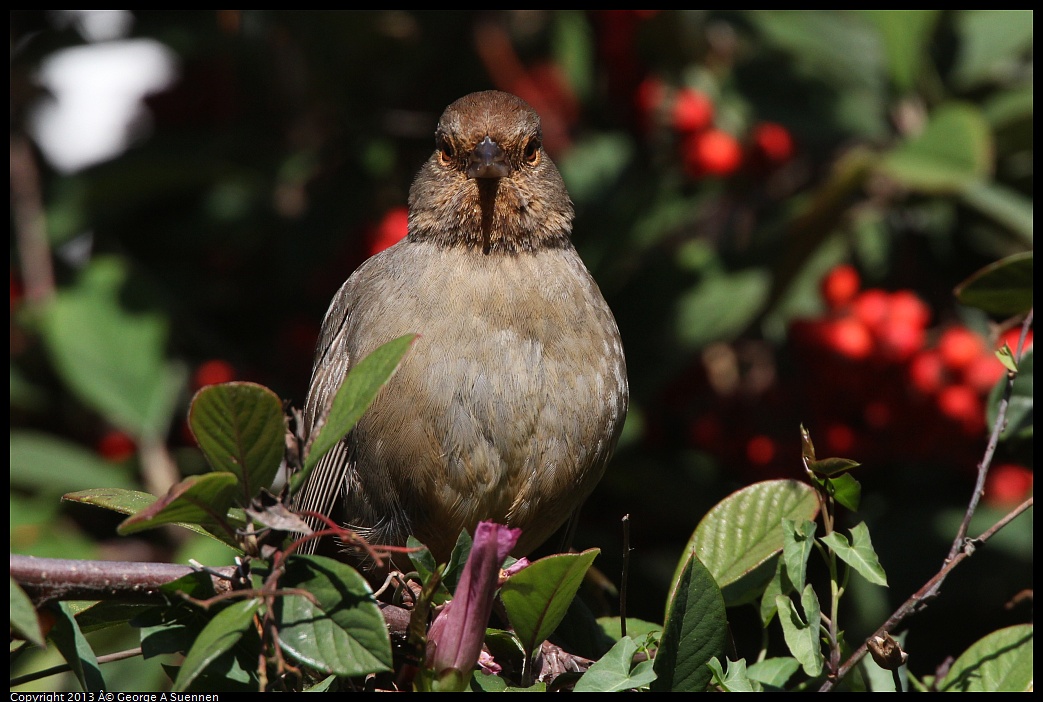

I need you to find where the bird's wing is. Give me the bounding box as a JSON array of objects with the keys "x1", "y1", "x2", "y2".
[{"x1": 293, "y1": 283, "x2": 357, "y2": 553}]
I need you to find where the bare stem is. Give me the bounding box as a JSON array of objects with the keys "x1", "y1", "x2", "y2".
[{"x1": 620, "y1": 513, "x2": 631, "y2": 639}]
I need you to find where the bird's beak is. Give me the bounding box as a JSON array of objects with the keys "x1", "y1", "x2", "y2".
[{"x1": 467, "y1": 136, "x2": 511, "y2": 179}]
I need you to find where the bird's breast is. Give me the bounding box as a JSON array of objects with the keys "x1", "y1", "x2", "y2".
[{"x1": 340, "y1": 240, "x2": 627, "y2": 554}]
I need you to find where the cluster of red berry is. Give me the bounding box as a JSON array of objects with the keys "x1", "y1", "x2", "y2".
[
  {"x1": 635, "y1": 78, "x2": 795, "y2": 179},
  {"x1": 657, "y1": 264, "x2": 1031, "y2": 509},
  {"x1": 789, "y1": 264, "x2": 1031, "y2": 506}
]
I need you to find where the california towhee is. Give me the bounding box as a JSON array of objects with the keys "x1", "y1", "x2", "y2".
[{"x1": 295, "y1": 90, "x2": 628, "y2": 567}]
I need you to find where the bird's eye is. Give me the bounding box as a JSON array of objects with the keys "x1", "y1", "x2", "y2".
[
  {"x1": 437, "y1": 135, "x2": 454, "y2": 165},
  {"x1": 524, "y1": 137, "x2": 541, "y2": 165}
]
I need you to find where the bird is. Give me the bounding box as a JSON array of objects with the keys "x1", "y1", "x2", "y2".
[{"x1": 294, "y1": 90, "x2": 628, "y2": 569}]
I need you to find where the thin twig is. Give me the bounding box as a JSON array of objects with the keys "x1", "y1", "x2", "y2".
[
  {"x1": 820, "y1": 309, "x2": 1034, "y2": 692},
  {"x1": 947, "y1": 309, "x2": 1033, "y2": 562},
  {"x1": 820, "y1": 497, "x2": 1032, "y2": 691},
  {"x1": 10, "y1": 647, "x2": 144, "y2": 688},
  {"x1": 620, "y1": 514, "x2": 631, "y2": 638}
]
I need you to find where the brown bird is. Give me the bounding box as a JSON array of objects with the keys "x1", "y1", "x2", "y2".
[{"x1": 295, "y1": 90, "x2": 628, "y2": 568}]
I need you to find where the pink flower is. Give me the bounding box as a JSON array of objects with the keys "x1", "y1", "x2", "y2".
[{"x1": 424, "y1": 522, "x2": 521, "y2": 690}]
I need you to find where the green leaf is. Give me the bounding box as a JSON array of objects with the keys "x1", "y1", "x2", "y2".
[
  {"x1": 951, "y1": 10, "x2": 1034, "y2": 90},
  {"x1": 676, "y1": 268, "x2": 771, "y2": 349},
  {"x1": 441, "y1": 528, "x2": 475, "y2": 595},
  {"x1": 759, "y1": 556, "x2": 793, "y2": 627},
  {"x1": 821, "y1": 522, "x2": 889, "y2": 587},
  {"x1": 987, "y1": 348, "x2": 1032, "y2": 440},
  {"x1": 748, "y1": 10, "x2": 884, "y2": 96},
  {"x1": 305, "y1": 675, "x2": 338, "y2": 692},
  {"x1": 776, "y1": 585, "x2": 823, "y2": 678},
  {"x1": 10, "y1": 577, "x2": 46, "y2": 647},
  {"x1": 64, "y1": 487, "x2": 243, "y2": 546},
  {"x1": 72, "y1": 601, "x2": 158, "y2": 635},
  {"x1": 550, "y1": 10, "x2": 594, "y2": 102},
  {"x1": 879, "y1": 103, "x2": 993, "y2": 193},
  {"x1": 188, "y1": 381, "x2": 285, "y2": 502},
  {"x1": 557, "y1": 133, "x2": 634, "y2": 205},
  {"x1": 939, "y1": 624, "x2": 1033, "y2": 692},
  {"x1": 707, "y1": 657, "x2": 757, "y2": 692},
  {"x1": 862, "y1": 10, "x2": 939, "y2": 93},
  {"x1": 681, "y1": 479, "x2": 819, "y2": 605},
  {"x1": 10, "y1": 430, "x2": 136, "y2": 495},
  {"x1": 959, "y1": 181, "x2": 1034, "y2": 245},
  {"x1": 996, "y1": 345, "x2": 1018, "y2": 373},
  {"x1": 747, "y1": 656, "x2": 801, "y2": 690},
  {"x1": 470, "y1": 670, "x2": 508, "y2": 691},
  {"x1": 782, "y1": 519, "x2": 817, "y2": 593},
  {"x1": 573, "y1": 636, "x2": 658, "y2": 692},
  {"x1": 117, "y1": 473, "x2": 239, "y2": 544},
  {"x1": 172, "y1": 598, "x2": 261, "y2": 692},
  {"x1": 295, "y1": 333, "x2": 416, "y2": 491},
  {"x1": 136, "y1": 573, "x2": 260, "y2": 691},
  {"x1": 597, "y1": 616, "x2": 663, "y2": 644},
  {"x1": 499, "y1": 549, "x2": 599, "y2": 657},
  {"x1": 275, "y1": 555, "x2": 393, "y2": 677},
  {"x1": 807, "y1": 456, "x2": 860, "y2": 477},
  {"x1": 37, "y1": 256, "x2": 186, "y2": 440},
  {"x1": 827, "y1": 473, "x2": 863, "y2": 512},
  {"x1": 954, "y1": 252, "x2": 1033, "y2": 317},
  {"x1": 651, "y1": 552, "x2": 727, "y2": 692},
  {"x1": 51, "y1": 601, "x2": 106, "y2": 692}
]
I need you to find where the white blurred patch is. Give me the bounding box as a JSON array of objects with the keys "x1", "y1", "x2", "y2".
[
  {"x1": 29, "y1": 37, "x2": 179, "y2": 173},
  {"x1": 52, "y1": 9, "x2": 136, "y2": 42}
]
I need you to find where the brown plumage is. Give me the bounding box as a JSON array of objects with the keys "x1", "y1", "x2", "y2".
[{"x1": 296, "y1": 90, "x2": 628, "y2": 567}]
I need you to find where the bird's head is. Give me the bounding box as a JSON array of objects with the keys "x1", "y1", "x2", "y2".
[{"x1": 407, "y1": 91, "x2": 574, "y2": 255}]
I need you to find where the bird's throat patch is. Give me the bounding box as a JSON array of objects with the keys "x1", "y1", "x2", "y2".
[{"x1": 476, "y1": 178, "x2": 500, "y2": 255}]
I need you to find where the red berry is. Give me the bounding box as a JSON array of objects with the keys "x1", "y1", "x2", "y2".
[
  {"x1": 97, "y1": 430, "x2": 136, "y2": 462},
  {"x1": 746, "y1": 434, "x2": 776, "y2": 466},
  {"x1": 369, "y1": 207, "x2": 408, "y2": 256},
  {"x1": 750, "y1": 122, "x2": 795, "y2": 164},
  {"x1": 821, "y1": 265, "x2": 861, "y2": 310},
  {"x1": 822, "y1": 317, "x2": 874, "y2": 360},
  {"x1": 937, "y1": 384, "x2": 983, "y2": 432},
  {"x1": 908, "y1": 350, "x2": 945, "y2": 396},
  {"x1": 887, "y1": 291, "x2": 931, "y2": 330},
  {"x1": 984, "y1": 463, "x2": 1033, "y2": 507},
  {"x1": 963, "y1": 354, "x2": 1005, "y2": 393},
  {"x1": 683, "y1": 129, "x2": 742, "y2": 178},
  {"x1": 671, "y1": 87, "x2": 714, "y2": 134},
  {"x1": 938, "y1": 326, "x2": 985, "y2": 372},
  {"x1": 851, "y1": 289, "x2": 890, "y2": 334},
  {"x1": 824, "y1": 423, "x2": 856, "y2": 454},
  {"x1": 193, "y1": 359, "x2": 236, "y2": 390},
  {"x1": 635, "y1": 76, "x2": 667, "y2": 131},
  {"x1": 877, "y1": 319, "x2": 925, "y2": 362}
]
